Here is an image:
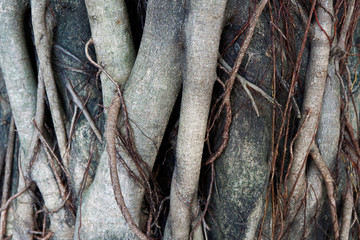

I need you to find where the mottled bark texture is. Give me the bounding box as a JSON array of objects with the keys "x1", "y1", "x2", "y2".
[
  {"x1": 286, "y1": 1, "x2": 342, "y2": 239},
  {"x1": 0, "y1": 1, "x2": 93, "y2": 239},
  {"x1": 207, "y1": 6, "x2": 273, "y2": 239},
  {"x1": 51, "y1": 0, "x2": 103, "y2": 197},
  {"x1": 288, "y1": 0, "x2": 333, "y2": 207}
]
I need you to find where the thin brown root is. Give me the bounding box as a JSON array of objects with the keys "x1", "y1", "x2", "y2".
[
  {"x1": 219, "y1": 55, "x2": 281, "y2": 110},
  {"x1": 62, "y1": 73, "x2": 102, "y2": 142},
  {"x1": 106, "y1": 94, "x2": 148, "y2": 240},
  {"x1": 0, "y1": 186, "x2": 29, "y2": 213},
  {"x1": 85, "y1": 39, "x2": 121, "y2": 93},
  {"x1": 33, "y1": 120, "x2": 71, "y2": 181},
  {"x1": 33, "y1": 231, "x2": 54, "y2": 240},
  {"x1": 204, "y1": 0, "x2": 268, "y2": 165},
  {"x1": 190, "y1": 163, "x2": 215, "y2": 238}
]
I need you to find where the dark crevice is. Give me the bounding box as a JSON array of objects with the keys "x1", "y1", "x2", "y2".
[{"x1": 125, "y1": 0, "x2": 147, "y2": 51}]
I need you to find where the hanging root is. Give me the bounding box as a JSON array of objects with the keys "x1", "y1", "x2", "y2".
[
  {"x1": 287, "y1": 0, "x2": 333, "y2": 210},
  {"x1": 340, "y1": 183, "x2": 354, "y2": 240},
  {"x1": 166, "y1": 0, "x2": 229, "y2": 239},
  {"x1": 204, "y1": 0, "x2": 269, "y2": 166},
  {"x1": 0, "y1": 118, "x2": 15, "y2": 238},
  {"x1": 106, "y1": 93, "x2": 148, "y2": 240},
  {"x1": 31, "y1": 0, "x2": 68, "y2": 164},
  {"x1": 218, "y1": 55, "x2": 281, "y2": 114},
  {"x1": 310, "y1": 143, "x2": 340, "y2": 239},
  {"x1": 62, "y1": 73, "x2": 102, "y2": 143}
]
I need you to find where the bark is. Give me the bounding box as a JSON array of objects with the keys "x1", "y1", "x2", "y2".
[
  {"x1": 164, "y1": 1, "x2": 227, "y2": 239},
  {"x1": 208, "y1": 5, "x2": 273, "y2": 238},
  {"x1": 0, "y1": 1, "x2": 36, "y2": 238},
  {"x1": 85, "y1": 0, "x2": 135, "y2": 108},
  {"x1": 0, "y1": 0, "x2": 358, "y2": 239},
  {"x1": 32, "y1": 0, "x2": 68, "y2": 164},
  {"x1": 0, "y1": 118, "x2": 15, "y2": 239},
  {"x1": 288, "y1": 0, "x2": 333, "y2": 216},
  {"x1": 51, "y1": 0, "x2": 101, "y2": 196},
  {"x1": 75, "y1": 0, "x2": 185, "y2": 238}
]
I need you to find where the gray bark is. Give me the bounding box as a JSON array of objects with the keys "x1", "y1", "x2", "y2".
[
  {"x1": 207, "y1": 7, "x2": 272, "y2": 239},
  {"x1": 0, "y1": 1, "x2": 36, "y2": 238},
  {"x1": 75, "y1": 0, "x2": 185, "y2": 238},
  {"x1": 165, "y1": 1, "x2": 227, "y2": 239}
]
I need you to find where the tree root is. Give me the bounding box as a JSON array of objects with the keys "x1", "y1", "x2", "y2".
[
  {"x1": 287, "y1": 0, "x2": 333, "y2": 210},
  {"x1": 0, "y1": 118, "x2": 15, "y2": 238},
  {"x1": 205, "y1": 0, "x2": 268, "y2": 166},
  {"x1": 84, "y1": 0, "x2": 135, "y2": 108},
  {"x1": 62, "y1": 73, "x2": 102, "y2": 143},
  {"x1": 106, "y1": 93, "x2": 148, "y2": 240},
  {"x1": 310, "y1": 143, "x2": 340, "y2": 239},
  {"x1": 31, "y1": 0, "x2": 68, "y2": 164},
  {"x1": 218, "y1": 55, "x2": 281, "y2": 115},
  {"x1": 166, "y1": 1, "x2": 228, "y2": 239}
]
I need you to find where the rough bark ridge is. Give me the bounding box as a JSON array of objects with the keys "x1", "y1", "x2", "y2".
[{"x1": 208, "y1": 4, "x2": 273, "y2": 237}]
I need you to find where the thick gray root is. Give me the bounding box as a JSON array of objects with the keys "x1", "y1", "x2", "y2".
[
  {"x1": 306, "y1": 58, "x2": 341, "y2": 238},
  {"x1": 74, "y1": 0, "x2": 185, "y2": 238},
  {"x1": 31, "y1": 149, "x2": 75, "y2": 239},
  {"x1": 284, "y1": 59, "x2": 341, "y2": 240},
  {"x1": 0, "y1": 1, "x2": 36, "y2": 238},
  {"x1": 32, "y1": 0, "x2": 68, "y2": 163},
  {"x1": 165, "y1": 1, "x2": 227, "y2": 239},
  {"x1": 285, "y1": 2, "x2": 339, "y2": 239},
  {"x1": 51, "y1": 0, "x2": 101, "y2": 196},
  {"x1": 287, "y1": 0, "x2": 333, "y2": 215},
  {"x1": 85, "y1": 0, "x2": 135, "y2": 108}
]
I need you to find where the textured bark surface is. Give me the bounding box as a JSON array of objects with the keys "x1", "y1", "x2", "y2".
[
  {"x1": 74, "y1": 0, "x2": 185, "y2": 238},
  {"x1": 288, "y1": 0, "x2": 333, "y2": 213},
  {"x1": 209, "y1": 103, "x2": 271, "y2": 240},
  {"x1": 165, "y1": 1, "x2": 227, "y2": 239},
  {"x1": 51, "y1": 0, "x2": 103, "y2": 196},
  {"x1": 0, "y1": 1, "x2": 36, "y2": 238},
  {"x1": 207, "y1": 9, "x2": 272, "y2": 239},
  {"x1": 85, "y1": 0, "x2": 135, "y2": 108},
  {"x1": 0, "y1": 0, "x2": 358, "y2": 239}
]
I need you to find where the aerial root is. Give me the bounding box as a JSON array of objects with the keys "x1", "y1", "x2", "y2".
[
  {"x1": 62, "y1": 73, "x2": 103, "y2": 143},
  {"x1": 310, "y1": 143, "x2": 340, "y2": 240},
  {"x1": 0, "y1": 118, "x2": 15, "y2": 237},
  {"x1": 218, "y1": 55, "x2": 281, "y2": 115},
  {"x1": 85, "y1": 38, "x2": 151, "y2": 239},
  {"x1": 205, "y1": 0, "x2": 269, "y2": 166},
  {"x1": 32, "y1": 0, "x2": 68, "y2": 165},
  {"x1": 106, "y1": 94, "x2": 148, "y2": 240}
]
